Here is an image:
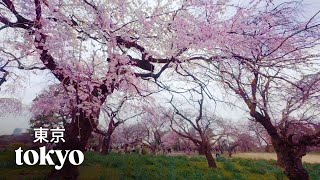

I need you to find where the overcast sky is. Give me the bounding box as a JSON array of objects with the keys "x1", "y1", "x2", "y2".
[
  {"x1": 0, "y1": 70, "x2": 57, "y2": 135},
  {"x1": 0, "y1": 0, "x2": 319, "y2": 135}
]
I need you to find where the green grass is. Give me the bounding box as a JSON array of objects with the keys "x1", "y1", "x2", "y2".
[{"x1": 0, "y1": 151, "x2": 319, "y2": 180}]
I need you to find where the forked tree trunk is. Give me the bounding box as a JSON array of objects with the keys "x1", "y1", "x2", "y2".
[{"x1": 48, "y1": 110, "x2": 98, "y2": 180}]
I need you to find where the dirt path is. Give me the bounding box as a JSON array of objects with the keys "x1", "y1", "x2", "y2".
[{"x1": 233, "y1": 153, "x2": 320, "y2": 164}]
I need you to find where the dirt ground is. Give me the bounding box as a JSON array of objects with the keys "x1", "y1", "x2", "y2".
[{"x1": 233, "y1": 153, "x2": 320, "y2": 164}]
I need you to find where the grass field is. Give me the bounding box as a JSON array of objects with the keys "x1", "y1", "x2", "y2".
[
  {"x1": 0, "y1": 151, "x2": 319, "y2": 180},
  {"x1": 233, "y1": 153, "x2": 320, "y2": 164}
]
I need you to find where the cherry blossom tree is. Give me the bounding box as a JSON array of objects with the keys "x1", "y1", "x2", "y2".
[
  {"x1": 107, "y1": 106, "x2": 169, "y2": 154},
  {"x1": 113, "y1": 122, "x2": 147, "y2": 153},
  {"x1": 209, "y1": 120, "x2": 259, "y2": 156},
  {"x1": 31, "y1": 83, "x2": 149, "y2": 154},
  {"x1": 248, "y1": 120, "x2": 273, "y2": 151},
  {"x1": 0, "y1": 0, "x2": 266, "y2": 142},
  {"x1": 168, "y1": 85, "x2": 225, "y2": 168},
  {"x1": 94, "y1": 93, "x2": 144, "y2": 154},
  {"x1": 0, "y1": 0, "x2": 194, "y2": 177},
  {"x1": 161, "y1": 130, "x2": 179, "y2": 150},
  {"x1": 29, "y1": 112, "x2": 65, "y2": 131},
  {"x1": 138, "y1": 107, "x2": 169, "y2": 154},
  {"x1": 161, "y1": 130, "x2": 197, "y2": 152},
  {"x1": 0, "y1": 47, "x2": 45, "y2": 87},
  {"x1": 213, "y1": 121, "x2": 239, "y2": 156},
  {"x1": 1, "y1": 0, "x2": 319, "y2": 178},
  {"x1": 0, "y1": 97, "x2": 23, "y2": 117},
  {"x1": 192, "y1": 2, "x2": 320, "y2": 178},
  {"x1": 30, "y1": 84, "x2": 70, "y2": 118}
]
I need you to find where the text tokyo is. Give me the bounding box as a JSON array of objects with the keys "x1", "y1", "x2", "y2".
[{"x1": 15, "y1": 127, "x2": 84, "y2": 170}]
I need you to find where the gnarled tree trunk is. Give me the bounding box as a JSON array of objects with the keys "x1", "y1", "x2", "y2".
[
  {"x1": 252, "y1": 112, "x2": 309, "y2": 180},
  {"x1": 272, "y1": 140, "x2": 309, "y2": 180}
]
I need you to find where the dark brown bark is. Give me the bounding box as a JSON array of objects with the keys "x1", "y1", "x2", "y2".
[
  {"x1": 101, "y1": 133, "x2": 112, "y2": 154},
  {"x1": 204, "y1": 151, "x2": 217, "y2": 168},
  {"x1": 48, "y1": 110, "x2": 98, "y2": 180},
  {"x1": 149, "y1": 146, "x2": 156, "y2": 154},
  {"x1": 252, "y1": 112, "x2": 309, "y2": 180},
  {"x1": 272, "y1": 140, "x2": 309, "y2": 180},
  {"x1": 228, "y1": 151, "x2": 232, "y2": 157},
  {"x1": 48, "y1": 161, "x2": 80, "y2": 180},
  {"x1": 197, "y1": 145, "x2": 206, "y2": 155},
  {"x1": 100, "y1": 120, "x2": 119, "y2": 154},
  {"x1": 142, "y1": 143, "x2": 156, "y2": 154},
  {"x1": 124, "y1": 144, "x2": 129, "y2": 154},
  {"x1": 197, "y1": 143, "x2": 217, "y2": 168}
]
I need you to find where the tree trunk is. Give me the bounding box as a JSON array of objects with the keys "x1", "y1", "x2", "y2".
[
  {"x1": 149, "y1": 146, "x2": 156, "y2": 154},
  {"x1": 101, "y1": 135, "x2": 111, "y2": 154},
  {"x1": 227, "y1": 144, "x2": 237, "y2": 157},
  {"x1": 124, "y1": 144, "x2": 129, "y2": 154},
  {"x1": 251, "y1": 112, "x2": 309, "y2": 180},
  {"x1": 204, "y1": 151, "x2": 217, "y2": 168},
  {"x1": 48, "y1": 161, "x2": 80, "y2": 180},
  {"x1": 101, "y1": 119, "x2": 118, "y2": 154},
  {"x1": 48, "y1": 110, "x2": 98, "y2": 179},
  {"x1": 198, "y1": 145, "x2": 205, "y2": 155},
  {"x1": 97, "y1": 135, "x2": 103, "y2": 152},
  {"x1": 196, "y1": 142, "x2": 217, "y2": 168},
  {"x1": 273, "y1": 141, "x2": 309, "y2": 180},
  {"x1": 220, "y1": 149, "x2": 224, "y2": 155}
]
